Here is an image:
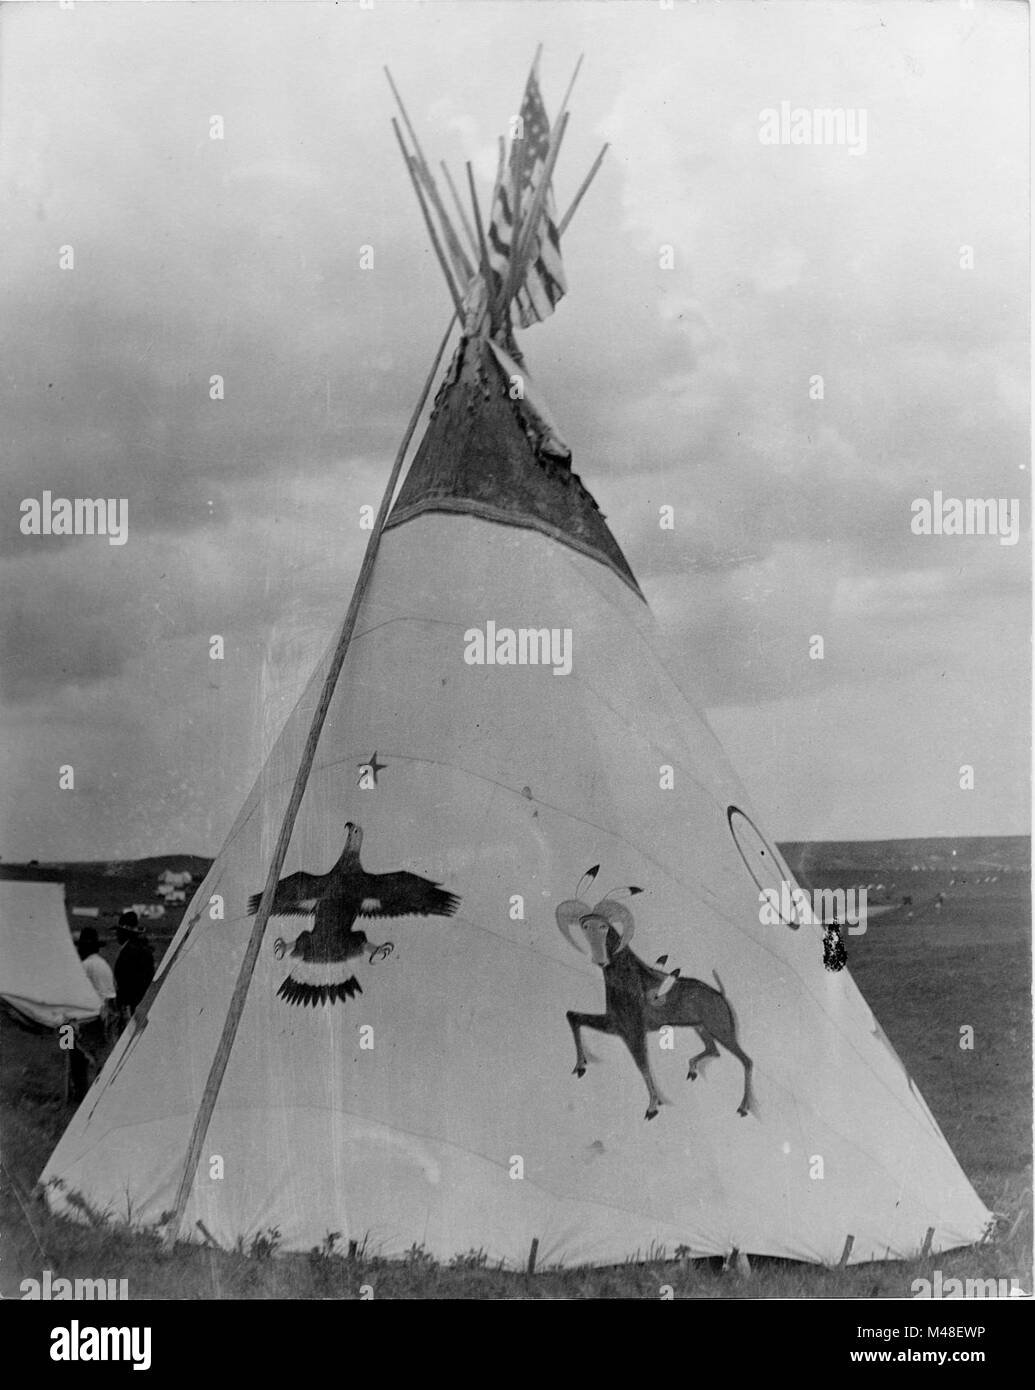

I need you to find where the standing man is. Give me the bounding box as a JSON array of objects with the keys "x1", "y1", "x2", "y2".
[
  {"x1": 69, "y1": 926, "x2": 116, "y2": 1102},
  {"x1": 77, "y1": 925, "x2": 116, "y2": 1016},
  {"x1": 114, "y1": 910, "x2": 155, "y2": 1022}
]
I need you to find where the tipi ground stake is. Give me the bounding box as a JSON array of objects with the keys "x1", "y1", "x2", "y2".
[
  {"x1": 526, "y1": 1237, "x2": 539, "y2": 1277},
  {"x1": 838, "y1": 1234, "x2": 855, "y2": 1267},
  {"x1": 195, "y1": 1220, "x2": 219, "y2": 1249},
  {"x1": 921, "y1": 1226, "x2": 935, "y2": 1258},
  {"x1": 161, "y1": 315, "x2": 457, "y2": 1250}
]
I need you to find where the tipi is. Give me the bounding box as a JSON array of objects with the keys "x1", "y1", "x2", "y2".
[
  {"x1": 40, "y1": 59, "x2": 991, "y2": 1267},
  {"x1": 0, "y1": 880, "x2": 101, "y2": 1029}
]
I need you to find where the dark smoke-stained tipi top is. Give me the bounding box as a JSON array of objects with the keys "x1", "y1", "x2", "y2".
[
  {"x1": 40, "y1": 56, "x2": 990, "y2": 1267},
  {"x1": 387, "y1": 333, "x2": 641, "y2": 596}
]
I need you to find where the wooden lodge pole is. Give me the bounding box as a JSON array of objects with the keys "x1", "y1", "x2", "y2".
[
  {"x1": 441, "y1": 160, "x2": 480, "y2": 265},
  {"x1": 385, "y1": 67, "x2": 473, "y2": 284},
  {"x1": 162, "y1": 312, "x2": 458, "y2": 1249},
  {"x1": 392, "y1": 120, "x2": 465, "y2": 317},
  {"x1": 558, "y1": 144, "x2": 609, "y2": 237}
]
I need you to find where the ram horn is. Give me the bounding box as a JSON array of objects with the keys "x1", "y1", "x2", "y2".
[{"x1": 555, "y1": 898, "x2": 591, "y2": 956}]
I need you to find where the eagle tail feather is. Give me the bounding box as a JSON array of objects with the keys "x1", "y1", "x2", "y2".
[{"x1": 277, "y1": 972, "x2": 363, "y2": 1007}]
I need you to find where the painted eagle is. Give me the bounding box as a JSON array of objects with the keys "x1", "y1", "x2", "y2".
[{"x1": 248, "y1": 821, "x2": 460, "y2": 1006}]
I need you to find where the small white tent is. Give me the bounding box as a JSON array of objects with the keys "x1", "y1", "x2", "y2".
[
  {"x1": 0, "y1": 880, "x2": 101, "y2": 1028},
  {"x1": 40, "y1": 59, "x2": 991, "y2": 1267}
]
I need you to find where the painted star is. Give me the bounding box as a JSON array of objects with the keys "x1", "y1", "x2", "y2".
[{"x1": 357, "y1": 752, "x2": 387, "y2": 787}]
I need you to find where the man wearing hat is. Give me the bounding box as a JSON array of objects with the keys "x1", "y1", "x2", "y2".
[{"x1": 114, "y1": 910, "x2": 155, "y2": 1021}]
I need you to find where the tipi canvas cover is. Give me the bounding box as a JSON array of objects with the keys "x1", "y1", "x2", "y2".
[
  {"x1": 0, "y1": 880, "x2": 100, "y2": 1028},
  {"x1": 41, "y1": 68, "x2": 990, "y2": 1268}
]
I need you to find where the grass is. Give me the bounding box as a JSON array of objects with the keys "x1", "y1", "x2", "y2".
[
  {"x1": 1, "y1": 876, "x2": 1030, "y2": 1299},
  {"x1": 2, "y1": 1197, "x2": 1030, "y2": 1300}
]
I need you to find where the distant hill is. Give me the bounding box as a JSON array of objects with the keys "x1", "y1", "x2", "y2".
[
  {"x1": 2, "y1": 828, "x2": 1028, "y2": 917},
  {"x1": 0, "y1": 855, "x2": 213, "y2": 940},
  {"x1": 0, "y1": 854, "x2": 211, "y2": 881},
  {"x1": 780, "y1": 835, "x2": 1029, "y2": 878},
  {"x1": 0, "y1": 828, "x2": 1022, "y2": 950}
]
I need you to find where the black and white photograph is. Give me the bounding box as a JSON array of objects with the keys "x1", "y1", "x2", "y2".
[{"x1": 0, "y1": 0, "x2": 1030, "y2": 1330}]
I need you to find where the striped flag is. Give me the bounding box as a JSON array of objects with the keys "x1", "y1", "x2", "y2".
[{"x1": 487, "y1": 67, "x2": 567, "y2": 329}]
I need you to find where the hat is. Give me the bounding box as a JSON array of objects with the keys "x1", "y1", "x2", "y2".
[{"x1": 116, "y1": 910, "x2": 144, "y2": 938}]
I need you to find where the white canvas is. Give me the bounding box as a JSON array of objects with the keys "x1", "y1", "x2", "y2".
[
  {"x1": 41, "y1": 511, "x2": 991, "y2": 1265},
  {"x1": 0, "y1": 880, "x2": 101, "y2": 1028}
]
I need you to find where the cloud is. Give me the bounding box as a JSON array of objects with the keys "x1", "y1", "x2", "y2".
[
  {"x1": 0, "y1": 1, "x2": 1027, "y2": 853},
  {"x1": 0, "y1": 577, "x2": 137, "y2": 703}
]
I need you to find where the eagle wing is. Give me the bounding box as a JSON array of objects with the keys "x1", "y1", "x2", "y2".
[
  {"x1": 247, "y1": 870, "x2": 325, "y2": 917},
  {"x1": 356, "y1": 871, "x2": 460, "y2": 920}
]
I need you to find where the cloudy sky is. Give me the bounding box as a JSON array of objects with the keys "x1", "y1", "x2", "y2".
[{"x1": 1, "y1": 0, "x2": 1028, "y2": 861}]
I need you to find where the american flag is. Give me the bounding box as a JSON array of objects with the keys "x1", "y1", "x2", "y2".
[{"x1": 487, "y1": 67, "x2": 567, "y2": 330}]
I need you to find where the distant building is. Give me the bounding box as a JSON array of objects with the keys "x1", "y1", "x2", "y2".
[{"x1": 156, "y1": 869, "x2": 193, "y2": 905}]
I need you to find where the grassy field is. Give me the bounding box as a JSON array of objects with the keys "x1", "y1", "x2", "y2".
[{"x1": 1, "y1": 849, "x2": 1030, "y2": 1300}]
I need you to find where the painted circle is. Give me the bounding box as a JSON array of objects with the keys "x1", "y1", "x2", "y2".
[{"x1": 727, "y1": 805, "x2": 801, "y2": 928}]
